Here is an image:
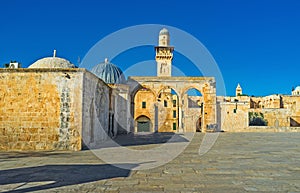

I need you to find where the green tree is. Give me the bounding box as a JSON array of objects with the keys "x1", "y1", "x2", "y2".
[{"x1": 249, "y1": 112, "x2": 268, "y2": 126}]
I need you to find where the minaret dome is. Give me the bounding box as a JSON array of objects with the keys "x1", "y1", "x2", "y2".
[{"x1": 159, "y1": 28, "x2": 170, "y2": 46}]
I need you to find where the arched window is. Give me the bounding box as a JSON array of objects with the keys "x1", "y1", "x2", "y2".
[{"x1": 164, "y1": 100, "x2": 168, "y2": 107}]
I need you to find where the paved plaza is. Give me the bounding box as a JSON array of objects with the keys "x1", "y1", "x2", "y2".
[{"x1": 0, "y1": 132, "x2": 300, "y2": 193}]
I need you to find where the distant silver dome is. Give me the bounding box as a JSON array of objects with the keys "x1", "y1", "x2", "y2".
[
  {"x1": 159, "y1": 28, "x2": 169, "y2": 36},
  {"x1": 91, "y1": 59, "x2": 126, "y2": 84},
  {"x1": 29, "y1": 57, "x2": 75, "y2": 68}
]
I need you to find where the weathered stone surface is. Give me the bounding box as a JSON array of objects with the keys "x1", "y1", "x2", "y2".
[{"x1": 0, "y1": 69, "x2": 110, "y2": 151}]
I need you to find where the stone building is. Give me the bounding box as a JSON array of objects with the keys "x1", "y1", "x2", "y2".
[
  {"x1": 0, "y1": 54, "x2": 131, "y2": 151},
  {"x1": 217, "y1": 83, "x2": 300, "y2": 131}
]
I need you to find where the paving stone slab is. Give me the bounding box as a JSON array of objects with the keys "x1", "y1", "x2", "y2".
[{"x1": 0, "y1": 133, "x2": 300, "y2": 192}]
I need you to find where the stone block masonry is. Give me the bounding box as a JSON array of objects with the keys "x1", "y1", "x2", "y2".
[{"x1": 0, "y1": 68, "x2": 110, "y2": 151}]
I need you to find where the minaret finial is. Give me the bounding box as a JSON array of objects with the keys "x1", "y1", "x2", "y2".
[
  {"x1": 53, "y1": 49, "x2": 57, "y2": 58},
  {"x1": 104, "y1": 58, "x2": 108, "y2": 63}
]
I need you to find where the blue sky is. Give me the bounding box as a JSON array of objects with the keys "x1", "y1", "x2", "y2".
[{"x1": 0, "y1": 0, "x2": 299, "y2": 96}]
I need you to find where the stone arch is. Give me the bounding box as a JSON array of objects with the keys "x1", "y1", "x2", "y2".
[
  {"x1": 133, "y1": 86, "x2": 156, "y2": 109},
  {"x1": 157, "y1": 86, "x2": 179, "y2": 98},
  {"x1": 131, "y1": 85, "x2": 156, "y2": 100},
  {"x1": 183, "y1": 87, "x2": 203, "y2": 108},
  {"x1": 181, "y1": 85, "x2": 204, "y2": 97},
  {"x1": 127, "y1": 77, "x2": 217, "y2": 133}
]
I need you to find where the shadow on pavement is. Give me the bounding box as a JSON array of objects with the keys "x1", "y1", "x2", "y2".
[
  {"x1": 83, "y1": 132, "x2": 190, "y2": 150},
  {"x1": 0, "y1": 152, "x2": 67, "y2": 160},
  {"x1": 116, "y1": 132, "x2": 189, "y2": 146},
  {"x1": 0, "y1": 163, "x2": 138, "y2": 193}
]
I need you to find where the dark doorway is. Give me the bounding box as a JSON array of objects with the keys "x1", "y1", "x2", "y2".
[
  {"x1": 136, "y1": 116, "x2": 151, "y2": 132},
  {"x1": 196, "y1": 117, "x2": 202, "y2": 132}
]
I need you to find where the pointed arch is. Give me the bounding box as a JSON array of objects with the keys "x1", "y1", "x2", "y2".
[
  {"x1": 181, "y1": 86, "x2": 203, "y2": 97},
  {"x1": 157, "y1": 86, "x2": 179, "y2": 98},
  {"x1": 183, "y1": 87, "x2": 203, "y2": 108}
]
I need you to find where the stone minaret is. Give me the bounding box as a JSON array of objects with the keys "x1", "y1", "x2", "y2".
[
  {"x1": 236, "y1": 83, "x2": 242, "y2": 96},
  {"x1": 155, "y1": 28, "x2": 174, "y2": 77}
]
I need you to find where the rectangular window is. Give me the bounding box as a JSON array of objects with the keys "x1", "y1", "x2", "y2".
[
  {"x1": 173, "y1": 122, "x2": 176, "y2": 131},
  {"x1": 142, "y1": 101, "x2": 146, "y2": 108},
  {"x1": 173, "y1": 100, "x2": 176, "y2": 107},
  {"x1": 164, "y1": 100, "x2": 168, "y2": 107},
  {"x1": 173, "y1": 110, "x2": 176, "y2": 118}
]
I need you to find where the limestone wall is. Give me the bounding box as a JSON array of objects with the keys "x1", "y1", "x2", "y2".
[
  {"x1": 261, "y1": 108, "x2": 290, "y2": 127},
  {"x1": 0, "y1": 69, "x2": 83, "y2": 151},
  {"x1": 81, "y1": 71, "x2": 110, "y2": 149},
  {"x1": 110, "y1": 84, "x2": 131, "y2": 134},
  {"x1": 282, "y1": 95, "x2": 300, "y2": 114},
  {"x1": 217, "y1": 101, "x2": 249, "y2": 132},
  {"x1": 0, "y1": 68, "x2": 115, "y2": 151}
]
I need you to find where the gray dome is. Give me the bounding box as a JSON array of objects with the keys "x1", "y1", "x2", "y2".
[
  {"x1": 159, "y1": 28, "x2": 169, "y2": 36},
  {"x1": 29, "y1": 57, "x2": 75, "y2": 68},
  {"x1": 91, "y1": 59, "x2": 126, "y2": 84}
]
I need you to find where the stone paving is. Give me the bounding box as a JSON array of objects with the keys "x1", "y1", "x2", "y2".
[{"x1": 0, "y1": 132, "x2": 300, "y2": 193}]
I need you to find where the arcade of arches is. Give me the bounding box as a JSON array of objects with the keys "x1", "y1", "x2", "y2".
[{"x1": 128, "y1": 76, "x2": 217, "y2": 132}]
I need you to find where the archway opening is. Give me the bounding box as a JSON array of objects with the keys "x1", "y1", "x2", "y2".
[
  {"x1": 157, "y1": 88, "x2": 179, "y2": 132},
  {"x1": 183, "y1": 88, "x2": 203, "y2": 132},
  {"x1": 136, "y1": 116, "x2": 151, "y2": 132}
]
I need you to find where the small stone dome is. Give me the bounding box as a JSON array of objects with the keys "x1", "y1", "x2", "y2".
[
  {"x1": 159, "y1": 28, "x2": 169, "y2": 36},
  {"x1": 294, "y1": 86, "x2": 300, "y2": 91},
  {"x1": 91, "y1": 58, "x2": 126, "y2": 84},
  {"x1": 292, "y1": 86, "x2": 300, "y2": 96},
  {"x1": 29, "y1": 57, "x2": 75, "y2": 68}
]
